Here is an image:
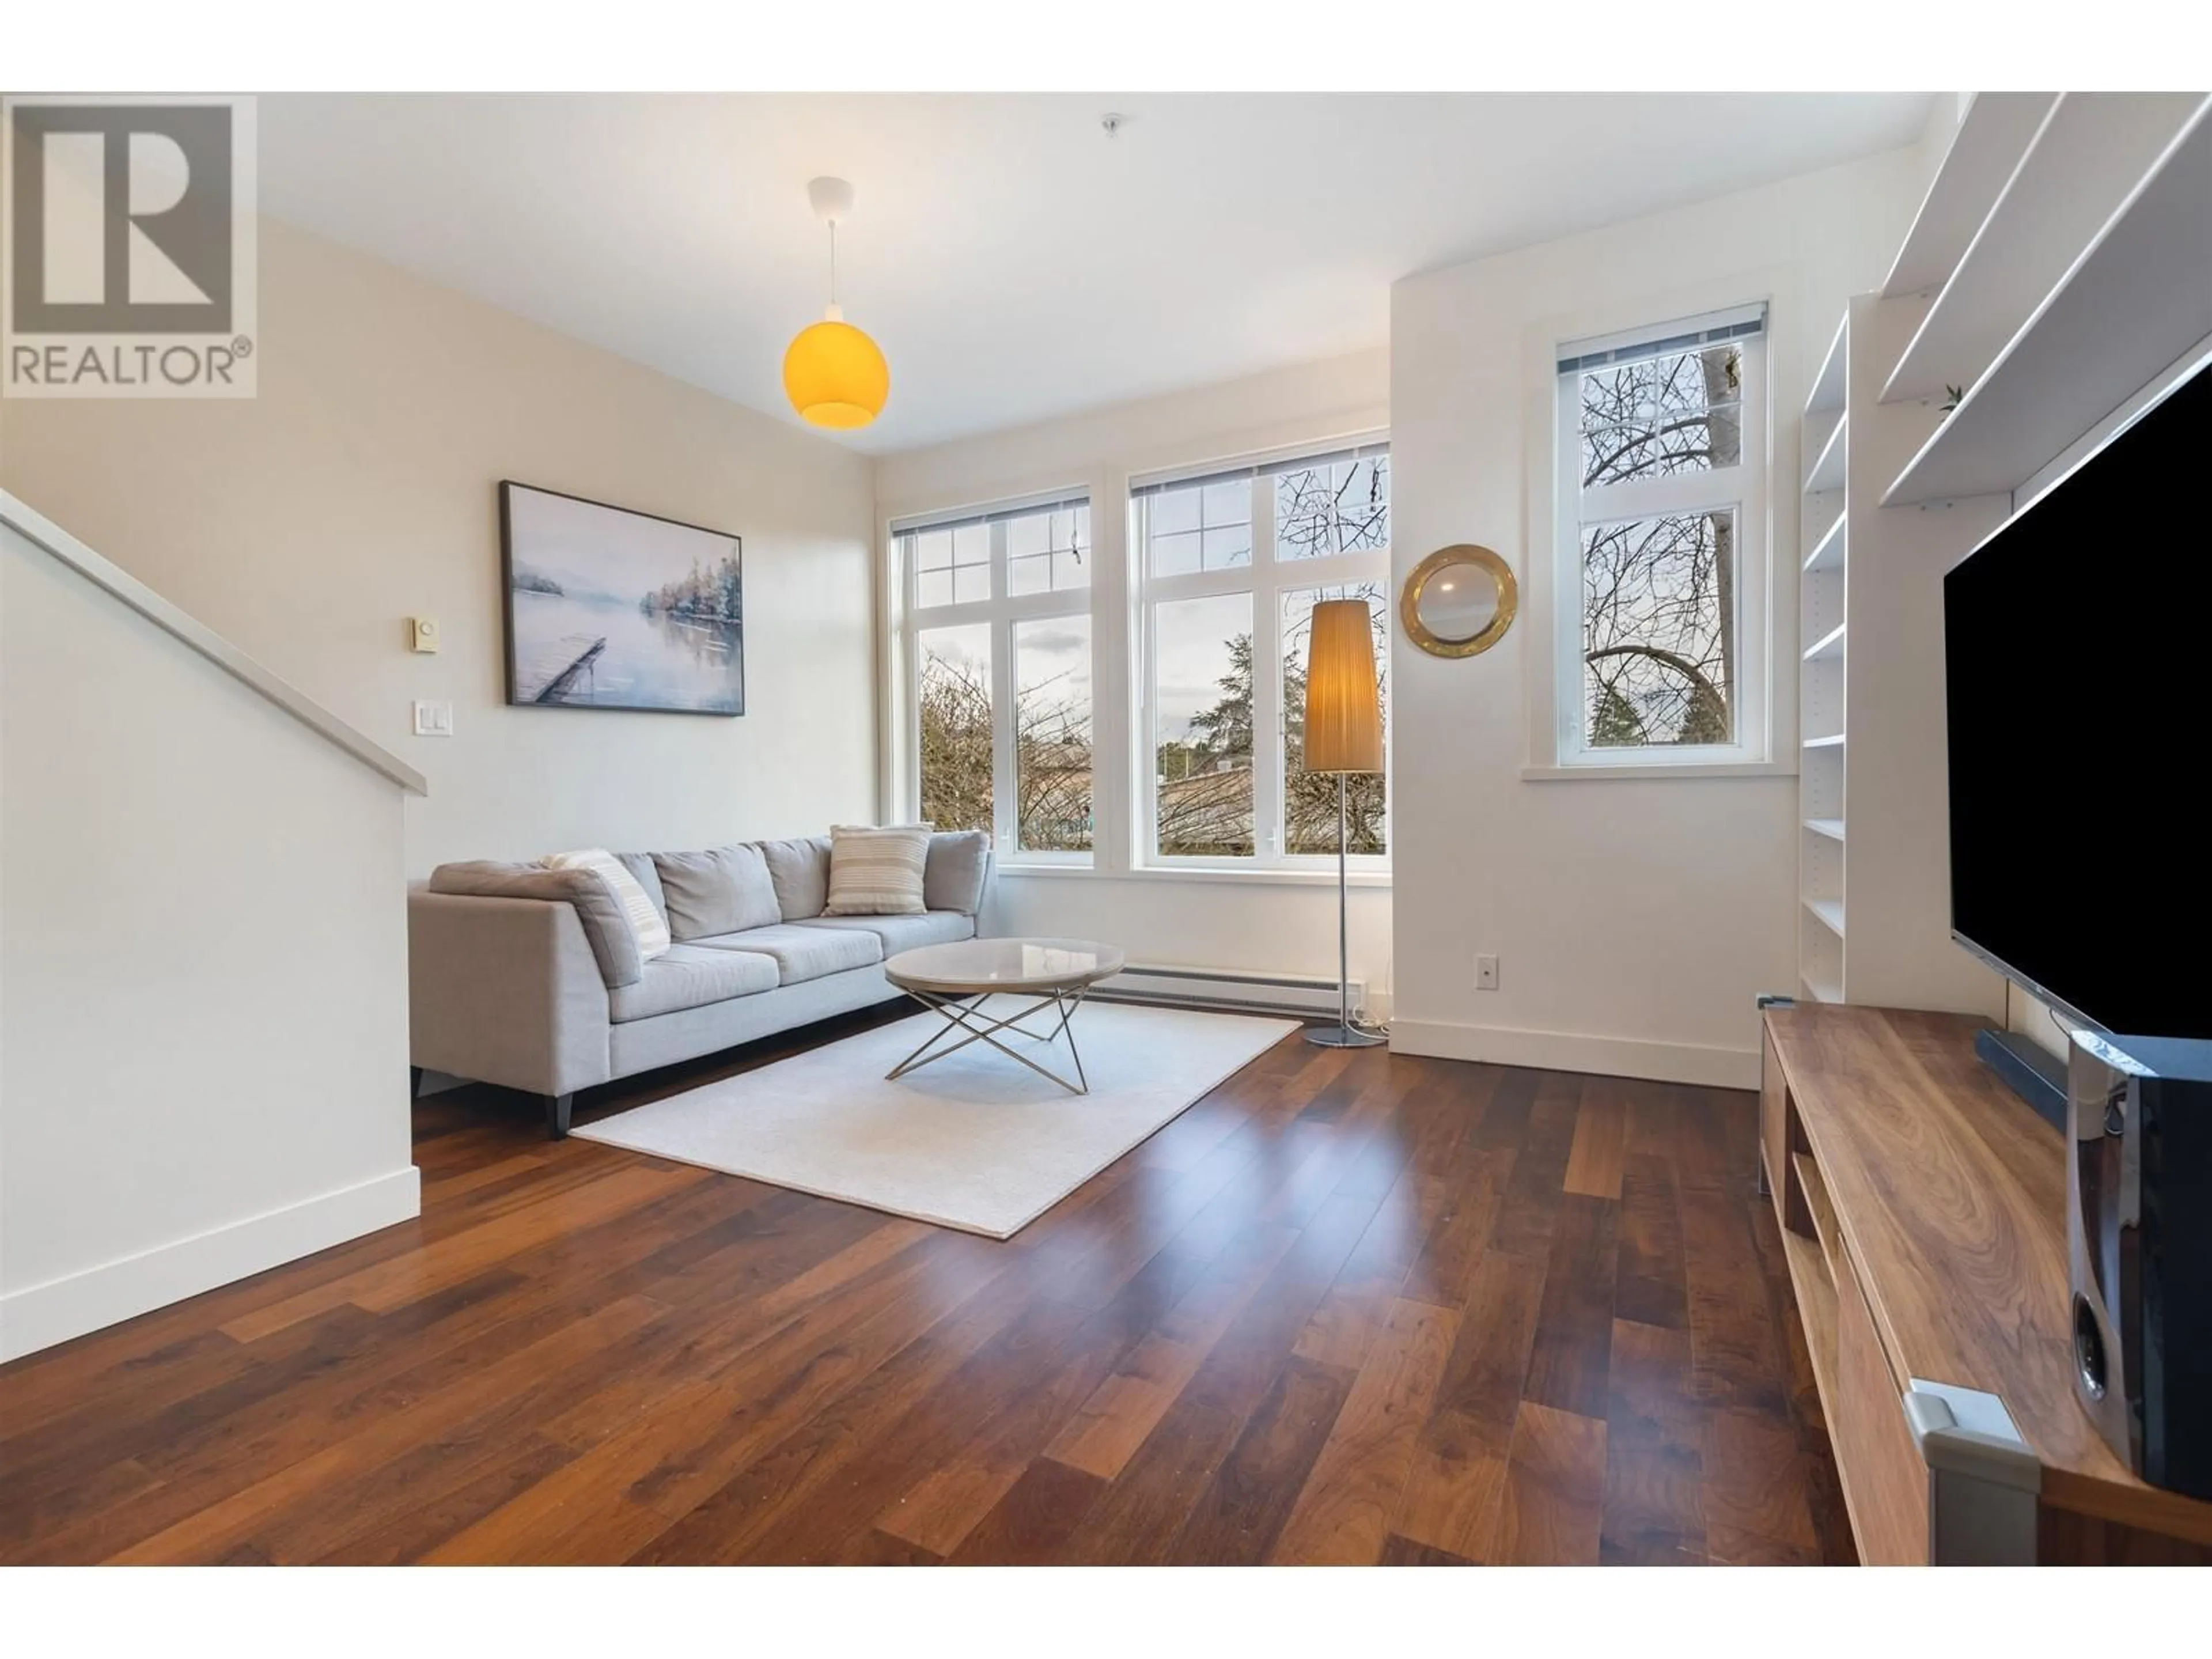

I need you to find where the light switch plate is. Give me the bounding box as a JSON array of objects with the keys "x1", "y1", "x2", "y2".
[
  {"x1": 409, "y1": 616, "x2": 440, "y2": 654},
  {"x1": 412, "y1": 700, "x2": 453, "y2": 737}
]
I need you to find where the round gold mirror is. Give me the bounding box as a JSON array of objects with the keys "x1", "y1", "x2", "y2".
[{"x1": 1402, "y1": 544, "x2": 1517, "y2": 658}]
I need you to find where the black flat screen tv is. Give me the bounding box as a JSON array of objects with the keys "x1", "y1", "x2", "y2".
[{"x1": 1945, "y1": 358, "x2": 2212, "y2": 1039}]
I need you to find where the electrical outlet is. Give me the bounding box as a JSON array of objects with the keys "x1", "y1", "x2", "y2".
[
  {"x1": 411, "y1": 699, "x2": 453, "y2": 737},
  {"x1": 1476, "y1": 953, "x2": 1500, "y2": 990}
]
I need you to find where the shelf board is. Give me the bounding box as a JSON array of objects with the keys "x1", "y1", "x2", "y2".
[
  {"x1": 1884, "y1": 94, "x2": 2206, "y2": 406},
  {"x1": 1802, "y1": 622, "x2": 1847, "y2": 663},
  {"x1": 1795, "y1": 1151, "x2": 1849, "y2": 1283},
  {"x1": 1886, "y1": 101, "x2": 2212, "y2": 507},
  {"x1": 1799, "y1": 972, "x2": 1843, "y2": 1007},
  {"x1": 1779, "y1": 1229, "x2": 1842, "y2": 1444},
  {"x1": 1803, "y1": 817, "x2": 1846, "y2": 842},
  {"x1": 1805, "y1": 897, "x2": 1846, "y2": 938},
  {"x1": 1881, "y1": 92, "x2": 2058, "y2": 297},
  {"x1": 1802, "y1": 509, "x2": 1845, "y2": 573},
  {"x1": 1802, "y1": 732, "x2": 1846, "y2": 750},
  {"x1": 1802, "y1": 414, "x2": 1847, "y2": 495},
  {"x1": 1805, "y1": 313, "x2": 1849, "y2": 416}
]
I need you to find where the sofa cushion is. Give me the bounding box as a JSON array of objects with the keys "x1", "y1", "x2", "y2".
[
  {"x1": 795, "y1": 910, "x2": 975, "y2": 956},
  {"x1": 614, "y1": 851, "x2": 669, "y2": 927},
  {"x1": 690, "y1": 922, "x2": 881, "y2": 984},
  {"x1": 760, "y1": 835, "x2": 833, "y2": 921},
  {"x1": 607, "y1": 943, "x2": 778, "y2": 1023},
  {"x1": 426, "y1": 859, "x2": 642, "y2": 988},
  {"x1": 540, "y1": 848, "x2": 671, "y2": 962},
  {"x1": 824, "y1": 824, "x2": 931, "y2": 916},
  {"x1": 652, "y1": 843, "x2": 781, "y2": 940},
  {"x1": 923, "y1": 830, "x2": 993, "y2": 917}
]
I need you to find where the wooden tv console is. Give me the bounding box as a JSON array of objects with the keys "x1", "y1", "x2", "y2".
[{"x1": 1760, "y1": 1003, "x2": 2212, "y2": 1563}]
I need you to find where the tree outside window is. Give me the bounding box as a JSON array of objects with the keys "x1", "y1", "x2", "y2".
[
  {"x1": 916, "y1": 624, "x2": 993, "y2": 834},
  {"x1": 1141, "y1": 444, "x2": 1389, "y2": 866},
  {"x1": 1558, "y1": 313, "x2": 1767, "y2": 764},
  {"x1": 903, "y1": 499, "x2": 1093, "y2": 857}
]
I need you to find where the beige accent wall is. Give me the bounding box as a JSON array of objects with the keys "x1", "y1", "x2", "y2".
[{"x1": 0, "y1": 217, "x2": 878, "y2": 874}]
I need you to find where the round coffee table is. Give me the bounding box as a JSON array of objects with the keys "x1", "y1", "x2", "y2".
[{"x1": 882, "y1": 937, "x2": 1125, "y2": 1095}]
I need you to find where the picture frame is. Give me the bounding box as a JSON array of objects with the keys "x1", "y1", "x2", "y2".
[{"x1": 498, "y1": 480, "x2": 745, "y2": 716}]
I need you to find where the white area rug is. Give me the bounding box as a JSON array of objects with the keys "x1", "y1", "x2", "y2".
[{"x1": 574, "y1": 999, "x2": 1296, "y2": 1238}]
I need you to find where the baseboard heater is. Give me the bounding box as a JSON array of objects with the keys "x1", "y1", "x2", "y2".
[{"x1": 1088, "y1": 963, "x2": 1362, "y2": 1022}]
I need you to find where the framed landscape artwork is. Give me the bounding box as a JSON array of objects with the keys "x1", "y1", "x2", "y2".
[{"x1": 499, "y1": 482, "x2": 745, "y2": 715}]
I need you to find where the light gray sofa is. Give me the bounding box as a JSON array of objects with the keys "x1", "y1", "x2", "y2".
[{"x1": 408, "y1": 831, "x2": 992, "y2": 1137}]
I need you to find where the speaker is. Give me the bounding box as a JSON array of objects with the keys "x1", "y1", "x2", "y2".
[{"x1": 2067, "y1": 1029, "x2": 2212, "y2": 1499}]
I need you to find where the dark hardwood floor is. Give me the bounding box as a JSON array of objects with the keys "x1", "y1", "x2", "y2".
[{"x1": 0, "y1": 1010, "x2": 1852, "y2": 1565}]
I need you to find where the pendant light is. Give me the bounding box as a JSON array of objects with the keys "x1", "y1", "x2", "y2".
[{"x1": 782, "y1": 176, "x2": 890, "y2": 430}]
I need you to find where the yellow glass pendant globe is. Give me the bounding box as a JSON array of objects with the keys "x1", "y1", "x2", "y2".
[{"x1": 782, "y1": 312, "x2": 889, "y2": 430}]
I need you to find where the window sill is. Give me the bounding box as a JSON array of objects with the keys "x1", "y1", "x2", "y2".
[
  {"x1": 1520, "y1": 758, "x2": 1797, "y2": 782},
  {"x1": 997, "y1": 862, "x2": 1391, "y2": 889}
]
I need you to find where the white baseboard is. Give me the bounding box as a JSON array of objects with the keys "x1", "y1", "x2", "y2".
[
  {"x1": 1388, "y1": 1018, "x2": 1760, "y2": 1090},
  {"x1": 0, "y1": 1165, "x2": 421, "y2": 1362}
]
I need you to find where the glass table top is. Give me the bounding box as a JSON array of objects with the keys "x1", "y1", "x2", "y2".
[{"x1": 883, "y1": 936, "x2": 1126, "y2": 994}]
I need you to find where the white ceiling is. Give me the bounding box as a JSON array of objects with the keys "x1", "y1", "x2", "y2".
[{"x1": 259, "y1": 93, "x2": 1934, "y2": 454}]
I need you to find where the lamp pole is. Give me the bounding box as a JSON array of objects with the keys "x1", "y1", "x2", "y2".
[{"x1": 1308, "y1": 768, "x2": 1383, "y2": 1048}]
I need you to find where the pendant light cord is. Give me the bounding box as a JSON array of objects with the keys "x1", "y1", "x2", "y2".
[{"x1": 828, "y1": 219, "x2": 838, "y2": 308}]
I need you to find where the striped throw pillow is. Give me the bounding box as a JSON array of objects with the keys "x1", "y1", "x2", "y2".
[
  {"x1": 823, "y1": 824, "x2": 933, "y2": 917},
  {"x1": 539, "y1": 848, "x2": 672, "y2": 961}
]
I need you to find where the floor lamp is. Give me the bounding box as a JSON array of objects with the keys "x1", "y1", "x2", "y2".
[{"x1": 1301, "y1": 599, "x2": 1385, "y2": 1048}]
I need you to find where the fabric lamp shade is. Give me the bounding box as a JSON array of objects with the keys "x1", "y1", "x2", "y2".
[
  {"x1": 782, "y1": 312, "x2": 890, "y2": 430},
  {"x1": 1302, "y1": 599, "x2": 1383, "y2": 774}
]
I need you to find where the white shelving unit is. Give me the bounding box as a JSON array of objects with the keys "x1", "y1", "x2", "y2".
[
  {"x1": 1794, "y1": 287, "x2": 2008, "y2": 1017},
  {"x1": 1886, "y1": 96, "x2": 2212, "y2": 506},
  {"x1": 1794, "y1": 91, "x2": 2207, "y2": 1019},
  {"x1": 1796, "y1": 314, "x2": 1849, "y2": 1003},
  {"x1": 1882, "y1": 94, "x2": 2204, "y2": 406},
  {"x1": 1880, "y1": 93, "x2": 2056, "y2": 298}
]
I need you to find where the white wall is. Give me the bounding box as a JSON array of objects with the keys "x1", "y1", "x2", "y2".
[
  {"x1": 2, "y1": 518, "x2": 418, "y2": 1359},
  {"x1": 1389, "y1": 149, "x2": 1927, "y2": 1088},
  {"x1": 0, "y1": 217, "x2": 880, "y2": 876},
  {"x1": 873, "y1": 351, "x2": 1395, "y2": 1010}
]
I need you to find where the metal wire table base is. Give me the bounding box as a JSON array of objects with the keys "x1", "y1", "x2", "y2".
[{"x1": 885, "y1": 986, "x2": 1094, "y2": 1095}]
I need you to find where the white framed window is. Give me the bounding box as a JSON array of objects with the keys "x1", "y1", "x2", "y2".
[
  {"x1": 1551, "y1": 305, "x2": 1770, "y2": 768},
  {"x1": 1132, "y1": 440, "x2": 1391, "y2": 870},
  {"x1": 894, "y1": 492, "x2": 1094, "y2": 862}
]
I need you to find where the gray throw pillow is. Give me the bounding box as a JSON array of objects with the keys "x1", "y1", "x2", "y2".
[
  {"x1": 760, "y1": 835, "x2": 834, "y2": 921},
  {"x1": 923, "y1": 830, "x2": 993, "y2": 916},
  {"x1": 652, "y1": 843, "x2": 781, "y2": 940},
  {"x1": 426, "y1": 859, "x2": 643, "y2": 987}
]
